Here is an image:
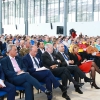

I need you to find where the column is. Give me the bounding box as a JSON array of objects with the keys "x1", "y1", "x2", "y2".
[
  {"x1": 75, "y1": 0, "x2": 78, "y2": 22},
  {"x1": 14, "y1": 0, "x2": 16, "y2": 24},
  {"x1": 46, "y1": 0, "x2": 48, "y2": 23},
  {"x1": 63, "y1": 0, "x2": 68, "y2": 36},
  {"x1": 19, "y1": 0, "x2": 21, "y2": 24},
  {"x1": 0, "y1": 0, "x2": 2, "y2": 35},
  {"x1": 39, "y1": 0, "x2": 41, "y2": 23},
  {"x1": 58, "y1": 0, "x2": 60, "y2": 21},
  {"x1": 24, "y1": 0, "x2": 28, "y2": 35},
  {"x1": 92, "y1": 0, "x2": 94, "y2": 21},
  {"x1": 7, "y1": 1, "x2": 9, "y2": 25},
  {"x1": 33, "y1": 0, "x2": 35, "y2": 23}
]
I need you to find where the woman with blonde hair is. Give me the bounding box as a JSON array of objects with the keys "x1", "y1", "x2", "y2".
[{"x1": 70, "y1": 44, "x2": 100, "y2": 89}]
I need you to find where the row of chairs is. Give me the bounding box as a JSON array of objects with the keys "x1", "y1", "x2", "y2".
[
  {"x1": 0, "y1": 77, "x2": 61, "y2": 100},
  {"x1": 0, "y1": 86, "x2": 25, "y2": 100},
  {"x1": 0, "y1": 73, "x2": 91, "y2": 100}
]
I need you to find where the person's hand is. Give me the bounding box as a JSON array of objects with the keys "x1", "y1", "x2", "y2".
[
  {"x1": 68, "y1": 60, "x2": 74, "y2": 64},
  {"x1": 92, "y1": 52, "x2": 96, "y2": 56},
  {"x1": 21, "y1": 70, "x2": 24, "y2": 72},
  {"x1": 50, "y1": 65, "x2": 57, "y2": 69},
  {"x1": 81, "y1": 59, "x2": 87, "y2": 63},
  {"x1": 57, "y1": 59, "x2": 61, "y2": 63},
  {"x1": 71, "y1": 60, "x2": 74, "y2": 64},
  {"x1": 84, "y1": 59, "x2": 87, "y2": 62},
  {"x1": 0, "y1": 56, "x2": 3, "y2": 58},
  {"x1": 17, "y1": 70, "x2": 24, "y2": 75},
  {"x1": 0, "y1": 84, "x2": 3, "y2": 88}
]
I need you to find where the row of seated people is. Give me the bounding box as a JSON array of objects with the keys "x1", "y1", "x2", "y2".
[
  {"x1": 0, "y1": 43, "x2": 95, "y2": 100},
  {"x1": 0, "y1": 34, "x2": 99, "y2": 99},
  {"x1": 69, "y1": 39, "x2": 100, "y2": 69},
  {"x1": 0, "y1": 43, "x2": 68, "y2": 100}
]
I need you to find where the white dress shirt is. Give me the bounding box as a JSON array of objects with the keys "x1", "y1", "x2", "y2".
[
  {"x1": 60, "y1": 52, "x2": 69, "y2": 65},
  {"x1": 40, "y1": 48, "x2": 45, "y2": 53},
  {"x1": 29, "y1": 54, "x2": 40, "y2": 70},
  {"x1": 48, "y1": 52, "x2": 54, "y2": 61},
  {"x1": 9, "y1": 55, "x2": 21, "y2": 72}
]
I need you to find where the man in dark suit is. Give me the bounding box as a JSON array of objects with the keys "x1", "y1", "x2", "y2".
[
  {"x1": 14, "y1": 40, "x2": 21, "y2": 55},
  {"x1": 36, "y1": 41, "x2": 45, "y2": 67},
  {"x1": 0, "y1": 64, "x2": 16, "y2": 100},
  {"x1": 41, "y1": 43, "x2": 84, "y2": 100},
  {"x1": 56, "y1": 43, "x2": 93, "y2": 94},
  {"x1": 0, "y1": 44, "x2": 52, "y2": 100},
  {"x1": 23, "y1": 45, "x2": 67, "y2": 100},
  {"x1": 52, "y1": 42, "x2": 58, "y2": 56}
]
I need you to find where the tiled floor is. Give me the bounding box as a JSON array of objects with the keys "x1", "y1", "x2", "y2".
[{"x1": 5, "y1": 72, "x2": 100, "y2": 100}]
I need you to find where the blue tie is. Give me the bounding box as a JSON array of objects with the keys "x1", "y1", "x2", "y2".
[
  {"x1": 33, "y1": 57, "x2": 40, "y2": 68},
  {"x1": 63, "y1": 53, "x2": 69, "y2": 60}
]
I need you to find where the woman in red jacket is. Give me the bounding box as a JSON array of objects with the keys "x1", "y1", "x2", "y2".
[{"x1": 70, "y1": 44, "x2": 100, "y2": 89}]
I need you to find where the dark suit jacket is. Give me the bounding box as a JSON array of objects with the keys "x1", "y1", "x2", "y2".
[
  {"x1": 69, "y1": 53, "x2": 83, "y2": 66},
  {"x1": 2, "y1": 42, "x2": 6, "y2": 52},
  {"x1": 23, "y1": 53, "x2": 51, "y2": 80},
  {"x1": 36, "y1": 48, "x2": 44, "y2": 67},
  {"x1": 36, "y1": 49, "x2": 44, "y2": 59},
  {"x1": 0, "y1": 56, "x2": 27, "y2": 83},
  {"x1": 0, "y1": 41, "x2": 2, "y2": 52},
  {"x1": 17, "y1": 46, "x2": 21, "y2": 54},
  {"x1": 0, "y1": 65, "x2": 5, "y2": 80},
  {"x1": 56, "y1": 52, "x2": 70, "y2": 67},
  {"x1": 23, "y1": 54, "x2": 36, "y2": 74},
  {"x1": 41, "y1": 51, "x2": 60, "y2": 70}
]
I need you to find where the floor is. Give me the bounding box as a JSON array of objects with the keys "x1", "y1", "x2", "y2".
[{"x1": 5, "y1": 72, "x2": 100, "y2": 100}]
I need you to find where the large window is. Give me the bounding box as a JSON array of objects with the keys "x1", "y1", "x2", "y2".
[
  {"x1": 2, "y1": 0, "x2": 24, "y2": 25},
  {"x1": 2, "y1": 0, "x2": 100, "y2": 25},
  {"x1": 94, "y1": 0, "x2": 100, "y2": 21},
  {"x1": 77, "y1": 0, "x2": 92, "y2": 22},
  {"x1": 47, "y1": 0, "x2": 59, "y2": 23},
  {"x1": 41, "y1": 0, "x2": 46, "y2": 23},
  {"x1": 60, "y1": 0, "x2": 64, "y2": 22},
  {"x1": 68, "y1": 0, "x2": 76, "y2": 22}
]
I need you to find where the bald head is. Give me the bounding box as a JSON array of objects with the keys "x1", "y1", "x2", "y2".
[{"x1": 29, "y1": 45, "x2": 38, "y2": 57}]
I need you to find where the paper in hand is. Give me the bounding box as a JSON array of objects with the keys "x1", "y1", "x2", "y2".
[
  {"x1": 92, "y1": 52, "x2": 96, "y2": 56},
  {"x1": 36, "y1": 67, "x2": 49, "y2": 71}
]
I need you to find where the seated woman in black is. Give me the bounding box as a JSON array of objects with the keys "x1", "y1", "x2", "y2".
[{"x1": 70, "y1": 44, "x2": 100, "y2": 89}]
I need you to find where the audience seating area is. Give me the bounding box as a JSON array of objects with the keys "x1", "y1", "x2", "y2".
[{"x1": 0, "y1": 34, "x2": 100, "y2": 100}]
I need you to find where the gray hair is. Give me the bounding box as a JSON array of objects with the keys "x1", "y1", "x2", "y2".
[
  {"x1": 96, "y1": 38, "x2": 100, "y2": 43},
  {"x1": 45, "y1": 43, "x2": 53, "y2": 50},
  {"x1": 57, "y1": 43, "x2": 64, "y2": 50},
  {"x1": 7, "y1": 44, "x2": 16, "y2": 52},
  {"x1": 29, "y1": 45, "x2": 33, "y2": 51},
  {"x1": 29, "y1": 45, "x2": 37, "y2": 51}
]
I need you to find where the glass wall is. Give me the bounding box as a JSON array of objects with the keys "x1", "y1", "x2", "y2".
[
  {"x1": 68, "y1": 0, "x2": 76, "y2": 22},
  {"x1": 2, "y1": 0, "x2": 100, "y2": 25},
  {"x1": 2, "y1": 0, "x2": 24, "y2": 25},
  {"x1": 94, "y1": 0, "x2": 100, "y2": 21}
]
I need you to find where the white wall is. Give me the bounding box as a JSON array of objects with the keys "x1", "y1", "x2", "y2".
[
  {"x1": 67, "y1": 22, "x2": 100, "y2": 36},
  {"x1": 3, "y1": 22, "x2": 100, "y2": 37},
  {"x1": 3, "y1": 24, "x2": 25, "y2": 35},
  {"x1": 28, "y1": 22, "x2": 63, "y2": 36}
]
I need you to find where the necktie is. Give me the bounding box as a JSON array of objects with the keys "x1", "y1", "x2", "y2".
[
  {"x1": 33, "y1": 57, "x2": 40, "y2": 68},
  {"x1": 63, "y1": 53, "x2": 69, "y2": 61},
  {"x1": 11, "y1": 58, "x2": 21, "y2": 72},
  {"x1": 50, "y1": 54, "x2": 54, "y2": 61}
]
